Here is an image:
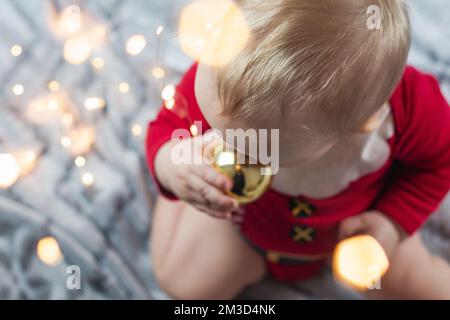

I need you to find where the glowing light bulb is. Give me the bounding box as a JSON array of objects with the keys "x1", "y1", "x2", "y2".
[
  {"x1": 179, "y1": 0, "x2": 249, "y2": 67},
  {"x1": 53, "y1": 5, "x2": 82, "y2": 39},
  {"x1": 13, "y1": 150, "x2": 38, "y2": 176},
  {"x1": 64, "y1": 35, "x2": 92, "y2": 65},
  {"x1": 91, "y1": 57, "x2": 105, "y2": 70},
  {"x1": 62, "y1": 113, "x2": 74, "y2": 127},
  {"x1": 61, "y1": 136, "x2": 72, "y2": 148},
  {"x1": 126, "y1": 34, "x2": 147, "y2": 56},
  {"x1": 190, "y1": 124, "x2": 199, "y2": 136},
  {"x1": 11, "y1": 45, "x2": 22, "y2": 57},
  {"x1": 131, "y1": 124, "x2": 142, "y2": 136},
  {"x1": 12, "y1": 84, "x2": 24, "y2": 96},
  {"x1": 37, "y1": 237, "x2": 63, "y2": 267},
  {"x1": 48, "y1": 80, "x2": 60, "y2": 92},
  {"x1": 48, "y1": 98, "x2": 60, "y2": 111},
  {"x1": 161, "y1": 85, "x2": 175, "y2": 101},
  {"x1": 74, "y1": 156, "x2": 86, "y2": 167},
  {"x1": 119, "y1": 82, "x2": 130, "y2": 93},
  {"x1": 0, "y1": 154, "x2": 21, "y2": 189},
  {"x1": 152, "y1": 67, "x2": 166, "y2": 79},
  {"x1": 164, "y1": 98, "x2": 175, "y2": 110},
  {"x1": 84, "y1": 97, "x2": 106, "y2": 111},
  {"x1": 81, "y1": 172, "x2": 94, "y2": 186},
  {"x1": 66, "y1": 125, "x2": 95, "y2": 156},
  {"x1": 333, "y1": 235, "x2": 389, "y2": 291}
]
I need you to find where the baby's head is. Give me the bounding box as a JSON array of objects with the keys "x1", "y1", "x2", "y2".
[{"x1": 196, "y1": 0, "x2": 410, "y2": 166}]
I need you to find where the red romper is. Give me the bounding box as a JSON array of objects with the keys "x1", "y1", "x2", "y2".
[{"x1": 146, "y1": 63, "x2": 450, "y2": 283}]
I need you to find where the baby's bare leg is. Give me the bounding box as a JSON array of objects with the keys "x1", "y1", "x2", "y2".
[
  {"x1": 366, "y1": 233, "x2": 450, "y2": 299},
  {"x1": 150, "y1": 196, "x2": 266, "y2": 300}
]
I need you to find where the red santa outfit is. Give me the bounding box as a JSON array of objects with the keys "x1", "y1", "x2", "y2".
[{"x1": 146, "y1": 63, "x2": 450, "y2": 282}]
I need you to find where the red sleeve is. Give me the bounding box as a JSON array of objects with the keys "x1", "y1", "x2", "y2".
[
  {"x1": 374, "y1": 67, "x2": 450, "y2": 235},
  {"x1": 145, "y1": 64, "x2": 199, "y2": 200}
]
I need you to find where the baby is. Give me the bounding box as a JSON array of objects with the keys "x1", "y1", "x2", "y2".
[{"x1": 147, "y1": 0, "x2": 450, "y2": 299}]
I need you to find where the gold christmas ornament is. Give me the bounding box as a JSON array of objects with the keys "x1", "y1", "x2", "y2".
[{"x1": 209, "y1": 144, "x2": 272, "y2": 204}]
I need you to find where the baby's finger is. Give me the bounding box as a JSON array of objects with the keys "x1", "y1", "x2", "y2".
[
  {"x1": 338, "y1": 215, "x2": 367, "y2": 240},
  {"x1": 189, "y1": 165, "x2": 233, "y2": 191},
  {"x1": 187, "y1": 173, "x2": 237, "y2": 212}
]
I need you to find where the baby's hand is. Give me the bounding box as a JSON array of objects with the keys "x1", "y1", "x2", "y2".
[
  {"x1": 338, "y1": 211, "x2": 407, "y2": 258},
  {"x1": 155, "y1": 135, "x2": 239, "y2": 219}
]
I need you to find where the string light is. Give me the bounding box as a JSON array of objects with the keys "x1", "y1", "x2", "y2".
[
  {"x1": 74, "y1": 156, "x2": 86, "y2": 167},
  {"x1": 64, "y1": 35, "x2": 92, "y2": 65},
  {"x1": 190, "y1": 124, "x2": 199, "y2": 136},
  {"x1": 131, "y1": 124, "x2": 142, "y2": 136},
  {"x1": 12, "y1": 84, "x2": 24, "y2": 96},
  {"x1": 178, "y1": 0, "x2": 249, "y2": 67},
  {"x1": 161, "y1": 84, "x2": 175, "y2": 101},
  {"x1": 126, "y1": 34, "x2": 147, "y2": 56},
  {"x1": 36, "y1": 237, "x2": 63, "y2": 267},
  {"x1": 48, "y1": 80, "x2": 60, "y2": 92},
  {"x1": 164, "y1": 98, "x2": 175, "y2": 110},
  {"x1": 119, "y1": 82, "x2": 130, "y2": 93},
  {"x1": 62, "y1": 114, "x2": 74, "y2": 127},
  {"x1": 0, "y1": 154, "x2": 21, "y2": 189},
  {"x1": 65, "y1": 125, "x2": 95, "y2": 156},
  {"x1": 13, "y1": 150, "x2": 38, "y2": 176},
  {"x1": 61, "y1": 136, "x2": 72, "y2": 148},
  {"x1": 84, "y1": 97, "x2": 106, "y2": 111},
  {"x1": 52, "y1": 5, "x2": 82, "y2": 39},
  {"x1": 48, "y1": 98, "x2": 60, "y2": 111},
  {"x1": 333, "y1": 235, "x2": 389, "y2": 291},
  {"x1": 81, "y1": 172, "x2": 94, "y2": 186},
  {"x1": 10, "y1": 45, "x2": 22, "y2": 57},
  {"x1": 156, "y1": 26, "x2": 164, "y2": 36},
  {"x1": 151, "y1": 66, "x2": 166, "y2": 79},
  {"x1": 91, "y1": 57, "x2": 105, "y2": 70}
]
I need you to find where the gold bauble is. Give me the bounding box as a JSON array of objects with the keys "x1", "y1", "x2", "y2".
[{"x1": 209, "y1": 144, "x2": 272, "y2": 204}]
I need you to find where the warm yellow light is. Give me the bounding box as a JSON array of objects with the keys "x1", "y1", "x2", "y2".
[
  {"x1": 179, "y1": 0, "x2": 249, "y2": 67},
  {"x1": 190, "y1": 124, "x2": 199, "y2": 136},
  {"x1": 74, "y1": 156, "x2": 86, "y2": 167},
  {"x1": 152, "y1": 66, "x2": 166, "y2": 79},
  {"x1": 11, "y1": 45, "x2": 22, "y2": 57},
  {"x1": 216, "y1": 151, "x2": 235, "y2": 166},
  {"x1": 13, "y1": 150, "x2": 38, "y2": 176},
  {"x1": 81, "y1": 172, "x2": 94, "y2": 186},
  {"x1": 64, "y1": 35, "x2": 92, "y2": 65},
  {"x1": 84, "y1": 97, "x2": 106, "y2": 111},
  {"x1": 37, "y1": 237, "x2": 63, "y2": 267},
  {"x1": 126, "y1": 34, "x2": 147, "y2": 56},
  {"x1": 48, "y1": 80, "x2": 60, "y2": 92},
  {"x1": 119, "y1": 82, "x2": 130, "y2": 93},
  {"x1": 0, "y1": 154, "x2": 21, "y2": 189},
  {"x1": 52, "y1": 5, "x2": 82, "y2": 39},
  {"x1": 62, "y1": 113, "x2": 74, "y2": 127},
  {"x1": 332, "y1": 235, "x2": 389, "y2": 291},
  {"x1": 91, "y1": 57, "x2": 105, "y2": 69},
  {"x1": 161, "y1": 84, "x2": 175, "y2": 101},
  {"x1": 131, "y1": 124, "x2": 143, "y2": 136},
  {"x1": 48, "y1": 98, "x2": 60, "y2": 111},
  {"x1": 12, "y1": 84, "x2": 24, "y2": 96},
  {"x1": 61, "y1": 136, "x2": 72, "y2": 148},
  {"x1": 66, "y1": 125, "x2": 95, "y2": 156},
  {"x1": 26, "y1": 94, "x2": 67, "y2": 124},
  {"x1": 164, "y1": 98, "x2": 175, "y2": 110}
]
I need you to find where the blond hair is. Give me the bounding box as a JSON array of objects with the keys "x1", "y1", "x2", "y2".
[{"x1": 217, "y1": 0, "x2": 410, "y2": 135}]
